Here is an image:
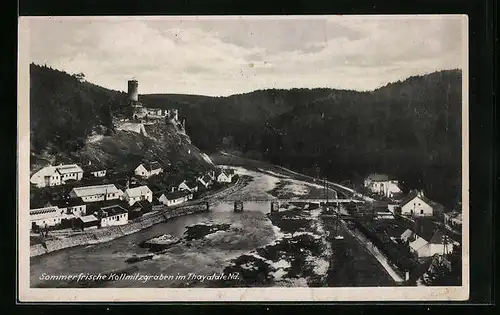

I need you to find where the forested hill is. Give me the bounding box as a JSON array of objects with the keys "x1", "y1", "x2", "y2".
[
  {"x1": 30, "y1": 63, "x2": 129, "y2": 154},
  {"x1": 29, "y1": 64, "x2": 213, "y2": 177},
  {"x1": 142, "y1": 70, "x2": 462, "y2": 209}
]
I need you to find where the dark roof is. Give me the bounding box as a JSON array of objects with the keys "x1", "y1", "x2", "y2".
[
  {"x1": 185, "y1": 179, "x2": 198, "y2": 187},
  {"x1": 200, "y1": 175, "x2": 212, "y2": 183},
  {"x1": 225, "y1": 169, "x2": 235, "y2": 175},
  {"x1": 145, "y1": 161, "x2": 162, "y2": 171},
  {"x1": 163, "y1": 190, "x2": 192, "y2": 200},
  {"x1": 414, "y1": 218, "x2": 440, "y2": 242},
  {"x1": 49, "y1": 197, "x2": 85, "y2": 207},
  {"x1": 99, "y1": 205, "x2": 128, "y2": 217},
  {"x1": 134, "y1": 200, "x2": 152, "y2": 211},
  {"x1": 400, "y1": 190, "x2": 445, "y2": 211},
  {"x1": 428, "y1": 229, "x2": 451, "y2": 245}
]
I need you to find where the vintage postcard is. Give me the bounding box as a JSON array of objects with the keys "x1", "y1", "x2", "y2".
[{"x1": 18, "y1": 15, "x2": 469, "y2": 302}]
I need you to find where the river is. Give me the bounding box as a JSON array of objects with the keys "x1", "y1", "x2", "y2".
[{"x1": 30, "y1": 166, "x2": 394, "y2": 288}]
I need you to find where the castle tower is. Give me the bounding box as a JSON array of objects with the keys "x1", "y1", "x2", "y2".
[{"x1": 128, "y1": 80, "x2": 139, "y2": 103}]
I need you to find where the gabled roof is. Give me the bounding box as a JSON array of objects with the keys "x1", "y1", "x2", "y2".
[
  {"x1": 56, "y1": 164, "x2": 84, "y2": 174},
  {"x1": 217, "y1": 169, "x2": 232, "y2": 177},
  {"x1": 49, "y1": 197, "x2": 85, "y2": 208},
  {"x1": 410, "y1": 237, "x2": 428, "y2": 251},
  {"x1": 400, "y1": 229, "x2": 415, "y2": 241},
  {"x1": 124, "y1": 185, "x2": 152, "y2": 198},
  {"x1": 136, "y1": 200, "x2": 152, "y2": 209},
  {"x1": 366, "y1": 173, "x2": 390, "y2": 181},
  {"x1": 99, "y1": 205, "x2": 128, "y2": 217},
  {"x1": 199, "y1": 175, "x2": 212, "y2": 183},
  {"x1": 30, "y1": 166, "x2": 59, "y2": 179},
  {"x1": 71, "y1": 184, "x2": 120, "y2": 197},
  {"x1": 428, "y1": 229, "x2": 451, "y2": 245},
  {"x1": 161, "y1": 190, "x2": 192, "y2": 200},
  {"x1": 400, "y1": 191, "x2": 446, "y2": 213}
]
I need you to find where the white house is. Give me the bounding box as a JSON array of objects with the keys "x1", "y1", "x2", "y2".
[
  {"x1": 96, "y1": 205, "x2": 128, "y2": 227},
  {"x1": 364, "y1": 173, "x2": 402, "y2": 198},
  {"x1": 178, "y1": 180, "x2": 198, "y2": 192},
  {"x1": 48, "y1": 197, "x2": 86, "y2": 217},
  {"x1": 30, "y1": 166, "x2": 61, "y2": 188},
  {"x1": 123, "y1": 185, "x2": 153, "y2": 206},
  {"x1": 159, "y1": 190, "x2": 193, "y2": 207},
  {"x1": 30, "y1": 164, "x2": 84, "y2": 188},
  {"x1": 197, "y1": 175, "x2": 212, "y2": 188},
  {"x1": 400, "y1": 190, "x2": 443, "y2": 217},
  {"x1": 92, "y1": 170, "x2": 106, "y2": 177},
  {"x1": 409, "y1": 229, "x2": 454, "y2": 258},
  {"x1": 69, "y1": 184, "x2": 121, "y2": 203},
  {"x1": 134, "y1": 161, "x2": 163, "y2": 179},
  {"x1": 30, "y1": 206, "x2": 72, "y2": 229},
  {"x1": 216, "y1": 169, "x2": 232, "y2": 183},
  {"x1": 56, "y1": 164, "x2": 84, "y2": 182}
]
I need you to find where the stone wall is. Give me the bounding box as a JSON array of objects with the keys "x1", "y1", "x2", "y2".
[{"x1": 30, "y1": 203, "x2": 208, "y2": 258}]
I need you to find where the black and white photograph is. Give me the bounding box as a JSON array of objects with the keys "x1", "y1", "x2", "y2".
[{"x1": 18, "y1": 15, "x2": 469, "y2": 301}]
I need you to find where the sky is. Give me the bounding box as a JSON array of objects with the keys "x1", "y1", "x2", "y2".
[{"x1": 27, "y1": 15, "x2": 466, "y2": 96}]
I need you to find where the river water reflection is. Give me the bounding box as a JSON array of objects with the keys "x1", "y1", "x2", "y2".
[{"x1": 30, "y1": 167, "x2": 283, "y2": 288}]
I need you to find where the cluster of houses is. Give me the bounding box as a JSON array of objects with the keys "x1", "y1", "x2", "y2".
[
  {"x1": 400, "y1": 220, "x2": 459, "y2": 258},
  {"x1": 29, "y1": 161, "x2": 236, "y2": 232},
  {"x1": 363, "y1": 173, "x2": 462, "y2": 259},
  {"x1": 364, "y1": 173, "x2": 458, "y2": 219}
]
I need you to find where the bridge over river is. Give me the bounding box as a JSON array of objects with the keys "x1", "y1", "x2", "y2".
[{"x1": 208, "y1": 197, "x2": 364, "y2": 213}]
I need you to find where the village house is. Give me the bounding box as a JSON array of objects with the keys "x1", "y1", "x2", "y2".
[
  {"x1": 129, "y1": 200, "x2": 152, "y2": 219},
  {"x1": 69, "y1": 184, "x2": 121, "y2": 203},
  {"x1": 178, "y1": 179, "x2": 199, "y2": 192},
  {"x1": 363, "y1": 173, "x2": 402, "y2": 198},
  {"x1": 400, "y1": 190, "x2": 444, "y2": 217},
  {"x1": 47, "y1": 197, "x2": 86, "y2": 217},
  {"x1": 95, "y1": 205, "x2": 128, "y2": 227},
  {"x1": 158, "y1": 190, "x2": 193, "y2": 207},
  {"x1": 83, "y1": 163, "x2": 107, "y2": 178},
  {"x1": 122, "y1": 185, "x2": 153, "y2": 206},
  {"x1": 216, "y1": 169, "x2": 233, "y2": 183},
  {"x1": 84, "y1": 199, "x2": 131, "y2": 216},
  {"x1": 30, "y1": 206, "x2": 72, "y2": 230},
  {"x1": 196, "y1": 175, "x2": 212, "y2": 189},
  {"x1": 400, "y1": 220, "x2": 456, "y2": 258},
  {"x1": 30, "y1": 164, "x2": 84, "y2": 188},
  {"x1": 134, "y1": 161, "x2": 163, "y2": 179},
  {"x1": 75, "y1": 214, "x2": 100, "y2": 230}
]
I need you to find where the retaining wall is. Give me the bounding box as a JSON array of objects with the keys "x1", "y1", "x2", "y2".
[{"x1": 30, "y1": 204, "x2": 208, "y2": 258}]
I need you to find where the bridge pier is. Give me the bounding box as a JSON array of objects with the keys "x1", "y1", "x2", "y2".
[
  {"x1": 270, "y1": 201, "x2": 280, "y2": 213},
  {"x1": 234, "y1": 201, "x2": 244, "y2": 212}
]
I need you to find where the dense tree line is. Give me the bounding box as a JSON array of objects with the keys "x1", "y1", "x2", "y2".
[
  {"x1": 30, "y1": 63, "x2": 128, "y2": 154},
  {"x1": 142, "y1": 70, "x2": 462, "y2": 209},
  {"x1": 31, "y1": 63, "x2": 462, "y2": 209}
]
